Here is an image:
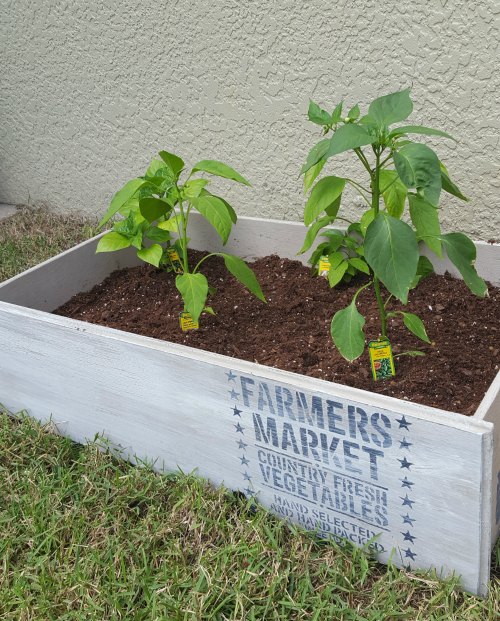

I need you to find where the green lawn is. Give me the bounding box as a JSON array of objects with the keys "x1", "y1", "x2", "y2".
[{"x1": 0, "y1": 209, "x2": 498, "y2": 620}]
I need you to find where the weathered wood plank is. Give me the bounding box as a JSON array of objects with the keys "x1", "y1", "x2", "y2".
[
  {"x1": 476, "y1": 373, "x2": 500, "y2": 546},
  {"x1": 0, "y1": 216, "x2": 498, "y2": 312},
  {"x1": 0, "y1": 302, "x2": 494, "y2": 595}
]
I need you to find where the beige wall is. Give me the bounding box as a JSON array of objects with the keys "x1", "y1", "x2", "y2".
[{"x1": 1, "y1": 1, "x2": 499, "y2": 239}]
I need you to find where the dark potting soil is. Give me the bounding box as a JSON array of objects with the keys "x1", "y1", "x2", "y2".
[{"x1": 54, "y1": 251, "x2": 500, "y2": 416}]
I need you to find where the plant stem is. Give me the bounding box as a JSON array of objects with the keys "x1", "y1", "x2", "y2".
[
  {"x1": 192, "y1": 252, "x2": 219, "y2": 274},
  {"x1": 176, "y1": 193, "x2": 189, "y2": 273},
  {"x1": 354, "y1": 148, "x2": 373, "y2": 178},
  {"x1": 345, "y1": 179, "x2": 372, "y2": 206},
  {"x1": 371, "y1": 148, "x2": 388, "y2": 338}
]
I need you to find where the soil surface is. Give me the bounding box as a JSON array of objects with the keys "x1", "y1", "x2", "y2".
[{"x1": 55, "y1": 251, "x2": 500, "y2": 416}]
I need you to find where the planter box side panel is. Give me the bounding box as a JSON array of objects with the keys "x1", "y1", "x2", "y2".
[
  {"x1": 185, "y1": 215, "x2": 500, "y2": 286},
  {"x1": 0, "y1": 217, "x2": 498, "y2": 315},
  {"x1": 0, "y1": 236, "x2": 138, "y2": 312},
  {"x1": 0, "y1": 304, "x2": 493, "y2": 596},
  {"x1": 476, "y1": 373, "x2": 500, "y2": 544}
]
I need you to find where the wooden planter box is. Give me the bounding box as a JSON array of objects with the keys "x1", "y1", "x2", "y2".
[{"x1": 0, "y1": 215, "x2": 498, "y2": 596}]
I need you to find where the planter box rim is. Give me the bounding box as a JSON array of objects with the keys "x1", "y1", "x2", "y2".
[{"x1": 0, "y1": 298, "x2": 495, "y2": 433}]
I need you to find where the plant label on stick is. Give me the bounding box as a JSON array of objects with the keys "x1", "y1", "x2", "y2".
[
  {"x1": 179, "y1": 311, "x2": 199, "y2": 331},
  {"x1": 318, "y1": 255, "x2": 331, "y2": 277},
  {"x1": 167, "y1": 248, "x2": 183, "y2": 274},
  {"x1": 368, "y1": 338, "x2": 395, "y2": 381}
]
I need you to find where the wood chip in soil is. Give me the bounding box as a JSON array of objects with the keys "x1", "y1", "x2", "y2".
[{"x1": 54, "y1": 251, "x2": 500, "y2": 416}]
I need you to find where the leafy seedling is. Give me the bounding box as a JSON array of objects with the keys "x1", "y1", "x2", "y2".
[
  {"x1": 97, "y1": 151, "x2": 265, "y2": 324},
  {"x1": 300, "y1": 89, "x2": 487, "y2": 361}
]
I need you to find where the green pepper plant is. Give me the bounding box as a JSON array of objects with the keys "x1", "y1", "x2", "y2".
[
  {"x1": 300, "y1": 89, "x2": 487, "y2": 361},
  {"x1": 97, "y1": 151, "x2": 266, "y2": 323}
]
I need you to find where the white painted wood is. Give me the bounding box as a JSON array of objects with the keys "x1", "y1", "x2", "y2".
[
  {"x1": 0, "y1": 215, "x2": 499, "y2": 596},
  {"x1": 0, "y1": 235, "x2": 137, "y2": 311},
  {"x1": 185, "y1": 214, "x2": 500, "y2": 286},
  {"x1": 0, "y1": 216, "x2": 498, "y2": 313},
  {"x1": 0, "y1": 301, "x2": 495, "y2": 596},
  {"x1": 476, "y1": 373, "x2": 500, "y2": 546}
]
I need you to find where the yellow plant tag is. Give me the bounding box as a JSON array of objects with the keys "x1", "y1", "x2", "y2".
[
  {"x1": 318, "y1": 256, "x2": 331, "y2": 277},
  {"x1": 167, "y1": 247, "x2": 183, "y2": 273},
  {"x1": 179, "y1": 311, "x2": 199, "y2": 331},
  {"x1": 368, "y1": 338, "x2": 395, "y2": 381}
]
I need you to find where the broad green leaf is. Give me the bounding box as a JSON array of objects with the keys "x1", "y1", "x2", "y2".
[
  {"x1": 190, "y1": 195, "x2": 233, "y2": 243},
  {"x1": 303, "y1": 158, "x2": 326, "y2": 193},
  {"x1": 360, "y1": 208, "x2": 375, "y2": 236},
  {"x1": 410, "y1": 255, "x2": 434, "y2": 288},
  {"x1": 183, "y1": 179, "x2": 209, "y2": 199},
  {"x1": 328, "y1": 260, "x2": 348, "y2": 287},
  {"x1": 221, "y1": 253, "x2": 266, "y2": 302},
  {"x1": 298, "y1": 215, "x2": 332, "y2": 254},
  {"x1": 365, "y1": 214, "x2": 419, "y2": 303},
  {"x1": 176, "y1": 272, "x2": 209, "y2": 322},
  {"x1": 146, "y1": 226, "x2": 171, "y2": 243},
  {"x1": 137, "y1": 244, "x2": 163, "y2": 267},
  {"x1": 347, "y1": 104, "x2": 360, "y2": 120},
  {"x1": 408, "y1": 194, "x2": 442, "y2": 256},
  {"x1": 146, "y1": 158, "x2": 170, "y2": 178},
  {"x1": 401, "y1": 312, "x2": 430, "y2": 343},
  {"x1": 301, "y1": 139, "x2": 330, "y2": 174},
  {"x1": 309, "y1": 243, "x2": 329, "y2": 267},
  {"x1": 205, "y1": 192, "x2": 237, "y2": 224},
  {"x1": 441, "y1": 233, "x2": 487, "y2": 297},
  {"x1": 144, "y1": 175, "x2": 173, "y2": 195},
  {"x1": 157, "y1": 215, "x2": 182, "y2": 233},
  {"x1": 324, "y1": 195, "x2": 342, "y2": 219},
  {"x1": 304, "y1": 176, "x2": 346, "y2": 225},
  {"x1": 393, "y1": 142, "x2": 441, "y2": 206},
  {"x1": 326, "y1": 124, "x2": 373, "y2": 158},
  {"x1": 440, "y1": 163, "x2": 469, "y2": 201},
  {"x1": 130, "y1": 231, "x2": 143, "y2": 250},
  {"x1": 379, "y1": 169, "x2": 407, "y2": 218},
  {"x1": 368, "y1": 89, "x2": 413, "y2": 127},
  {"x1": 139, "y1": 197, "x2": 173, "y2": 223},
  {"x1": 159, "y1": 151, "x2": 185, "y2": 178},
  {"x1": 328, "y1": 251, "x2": 345, "y2": 270},
  {"x1": 308, "y1": 100, "x2": 331, "y2": 126},
  {"x1": 330, "y1": 300, "x2": 366, "y2": 361},
  {"x1": 96, "y1": 231, "x2": 132, "y2": 253},
  {"x1": 191, "y1": 160, "x2": 250, "y2": 186},
  {"x1": 119, "y1": 196, "x2": 140, "y2": 218},
  {"x1": 389, "y1": 125, "x2": 456, "y2": 141},
  {"x1": 331, "y1": 101, "x2": 343, "y2": 123},
  {"x1": 99, "y1": 179, "x2": 147, "y2": 227},
  {"x1": 113, "y1": 211, "x2": 143, "y2": 237},
  {"x1": 349, "y1": 257, "x2": 370, "y2": 274}
]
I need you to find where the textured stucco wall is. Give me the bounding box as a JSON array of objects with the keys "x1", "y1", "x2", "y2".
[{"x1": 1, "y1": 0, "x2": 499, "y2": 238}]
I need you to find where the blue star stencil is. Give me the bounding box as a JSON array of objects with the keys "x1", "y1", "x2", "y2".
[
  {"x1": 228, "y1": 389, "x2": 240, "y2": 400},
  {"x1": 237, "y1": 439, "x2": 247, "y2": 450},
  {"x1": 402, "y1": 531, "x2": 416, "y2": 544},
  {"x1": 404, "y1": 548, "x2": 417, "y2": 561},
  {"x1": 401, "y1": 477, "x2": 414, "y2": 489},
  {"x1": 402, "y1": 514, "x2": 416, "y2": 526},
  {"x1": 226, "y1": 370, "x2": 237, "y2": 382},
  {"x1": 240, "y1": 455, "x2": 250, "y2": 466},
  {"x1": 234, "y1": 423, "x2": 245, "y2": 434},
  {"x1": 242, "y1": 472, "x2": 252, "y2": 481},
  {"x1": 244, "y1": 487, "x2": 255, "y2": 497},
  {"x1": 399, "y1": 437, "x2": 412, "y2": 450},
  {"x1": 398, "y1": 457, "x2": 412, "y2": 470},
  {"x1": 232, "y1": 406, "x2": 242, "y2": 417},
  {"x1": 401, "y1": 494, "x2": 415, "y2": 508},
  {"x1": 396, "y1": 416, "x2": 412, "y2": 430}
]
